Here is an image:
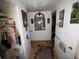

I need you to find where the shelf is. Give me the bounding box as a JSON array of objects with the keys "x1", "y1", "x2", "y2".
[{"x1": 0, "y1": 18, "x2": 13, "y2": 21}]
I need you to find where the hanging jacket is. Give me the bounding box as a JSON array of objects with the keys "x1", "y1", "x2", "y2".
[
  {"x1": 7, "y1": 36, "x2": 13, "y2": 44},
  {"x1": 1, "y1": 32, "x2": 11, "y2": 49}
]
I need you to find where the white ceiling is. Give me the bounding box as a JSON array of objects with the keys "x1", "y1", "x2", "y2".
[
  {"x1": 0, "y1": 0, "x2": 59, "y2": 12},
  {"x1": 20, "y1": 0, "x2": 58, "y2": 12}
]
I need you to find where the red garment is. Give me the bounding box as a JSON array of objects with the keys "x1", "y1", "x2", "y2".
[{"x1": 7, "y1": 36, "x2": 13, "y2": 44}]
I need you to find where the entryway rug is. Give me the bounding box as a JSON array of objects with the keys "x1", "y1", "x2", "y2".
[{"x1": 34, "y1": 46, "x2": 52, "y2": 59}]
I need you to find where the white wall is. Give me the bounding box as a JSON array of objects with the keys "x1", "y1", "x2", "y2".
[
  {"x1": 1, "y1": 1, "x2": 31, "y2": 59},
  {"x1": 54, "y1": 0, "x2": 79, "y2": 59},
  {"x1": 27, "y1": 11, "x2": 52, "y2": 41}
]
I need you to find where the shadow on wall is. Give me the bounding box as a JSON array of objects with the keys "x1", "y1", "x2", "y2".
[{"x1": 75, "y1": 41, "x2": 79, "y2": 59}]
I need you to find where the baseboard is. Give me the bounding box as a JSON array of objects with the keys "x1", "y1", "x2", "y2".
[
  {"x1": 31, "y1": 40, "x2": 51, "y2": 42},
  {"x1": 31, "y1": 40, "x2": 51, "y2": 41},
  {"x1": 53, "y1": 49, "x2": 59, "y2": 59}
]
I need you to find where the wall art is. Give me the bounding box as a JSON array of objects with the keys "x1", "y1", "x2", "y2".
[
  {"x1": 47, "y1": 18, "x2": 50, "y2": 24},
  {"x1": 70, "y1": 2, "x2": 79, "y2": 23},
  {"x1": 59, "y1": 9, "x2": 65, "y2": 27},
  {"x1": 21, "y1": 10, "x2": 28, "y2": 28},
  {"x1": 31, "y1": 18, "x2": 34, "y2": 24}
]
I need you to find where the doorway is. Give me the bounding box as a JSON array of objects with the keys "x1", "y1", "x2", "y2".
[{"x1": 51, "y1": 11, "x2": 56, "y2": 48}]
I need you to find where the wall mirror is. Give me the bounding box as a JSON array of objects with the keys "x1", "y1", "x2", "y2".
[{"x1": 34, "y1": 12, "x2": 45, "y2": 31}]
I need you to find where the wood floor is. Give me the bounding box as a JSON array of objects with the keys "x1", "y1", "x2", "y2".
[{"x1": 29, "y1": 40, "x2": 58, "y2": 59}]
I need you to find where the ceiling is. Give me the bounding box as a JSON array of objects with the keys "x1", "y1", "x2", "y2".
[
  {"x1": 20, "y1": 0, "x2": 58, "y2": 12},
  {"x1": 0, "y1": 0, "x2": 59, "y2": 12}
]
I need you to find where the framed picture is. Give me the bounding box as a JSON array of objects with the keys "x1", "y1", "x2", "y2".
[
  {"x1": 31, "y1": 18, "x2": 34, "y2": 24},
  {"x1": 34, "y1": 12, "x2": 45, "y2": 31},
  {"x1": 26, "y1": 34, "x2": 29, "y2": 39},
  {"x1": 59, "y1": 9, "x2": 65, "y2": 27},
  {"x1": 21, "y1": 10, "x2": 27, "y2": 27},
  {"x1": 47, "y1": 18, "x2": 50, "y2": 24},
  {"x1": 70, "y1": 2, "x2": 79, "y2": 23}
]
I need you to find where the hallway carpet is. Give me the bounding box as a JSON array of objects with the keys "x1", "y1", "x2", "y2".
[
  {"x1": 35, "y1": 46, "x2": 52, "y2": 59},
  {"x1": 29, "y1": 41, "x2": 57, "y2": 59}
]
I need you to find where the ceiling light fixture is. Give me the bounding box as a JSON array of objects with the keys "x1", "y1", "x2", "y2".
[{"x1": 37, "y1": 8, "x2": 42, "y2": 15}]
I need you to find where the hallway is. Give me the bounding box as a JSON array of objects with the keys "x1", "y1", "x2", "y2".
[{"x1": 0, "y1": 0, "x2": 79, "y2": 59}]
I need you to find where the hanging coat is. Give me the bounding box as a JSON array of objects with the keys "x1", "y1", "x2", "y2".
[
  {"x1": 1, "y1": 32, "x2": 11, "y2": 49},
  {"x1": 7, "y1": 36, "x2": 13, "y2": 44}
]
